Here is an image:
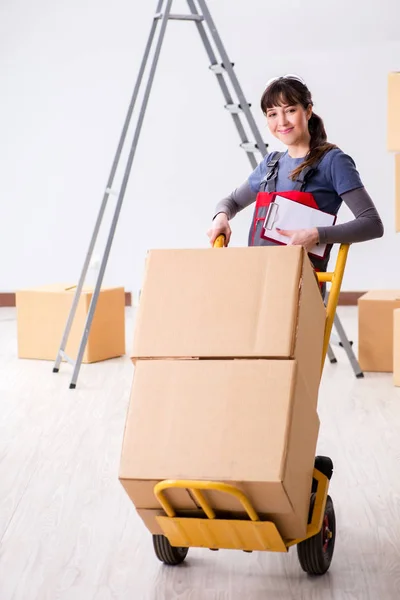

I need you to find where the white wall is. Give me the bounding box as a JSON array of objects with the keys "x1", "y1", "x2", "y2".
[{"x1": 1, "y1": 0, "x2": 400, "y2": 297}]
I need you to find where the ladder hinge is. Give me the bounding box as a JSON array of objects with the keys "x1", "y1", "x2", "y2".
[
  {"x1": 209, "y1": 62, "x2": 235, "y2": 75},
  {"x1": 224, "y1": 103, "x2": 251, "y2": 113},
  {"x1": 105, "y1": 187, "x2": 119, "y2": 197},
  {"x1": 240, "y1": 142, "x2": 262, "y2": 153}
]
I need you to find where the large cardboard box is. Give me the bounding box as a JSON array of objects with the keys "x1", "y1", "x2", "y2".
[
  {"x1": 393, "y1": 309, "x2": 400, "y2": 386},
  {"x1": 119, "y1": 359, "x2": 320, "y2": 540},
  {"x1": 388, "y1": 73, "x2": 400, "y2": 152},
  {"x1": 131, "y1": 246, "x2": 326, "y2": 398},
  {"x1": 358, "y1": 291, "x2": 400, "y2": 372},
  {"x1": 16, "y1": 284, "x2": 126, "y2": 363}
]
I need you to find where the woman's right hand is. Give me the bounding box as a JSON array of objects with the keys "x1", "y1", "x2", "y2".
[{"x1": 207, "y1": 213, "x2": 232, "y2": 247}]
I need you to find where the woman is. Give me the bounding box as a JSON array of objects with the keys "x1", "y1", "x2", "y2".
[{"x1": 207, "y1": 75, "x2": 384, "y2": 272}]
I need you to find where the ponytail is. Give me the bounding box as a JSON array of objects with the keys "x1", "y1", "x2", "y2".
[{"x1": 289, "y1": 112, "x2": 336, "y2": 180}]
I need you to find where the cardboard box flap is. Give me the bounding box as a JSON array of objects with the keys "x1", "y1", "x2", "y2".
[
  {"x1": 16, "y1": 283, "x2": 123, "y2": 295},
  {"x1": 359, "y1": 290, "x2": 400, "y2": 302},
  {"x1": 17, "y1": 283, "x2": 77, "y2": 294}
]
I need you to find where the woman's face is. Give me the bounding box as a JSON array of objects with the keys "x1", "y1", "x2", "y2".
[{"x1": 265, "y1": 102, "x2": 312, "y2": 147}]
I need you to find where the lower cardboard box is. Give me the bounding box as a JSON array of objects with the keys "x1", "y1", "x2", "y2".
[{"x1": 119, "y1": 358, "x2": 320, "y2": 540}]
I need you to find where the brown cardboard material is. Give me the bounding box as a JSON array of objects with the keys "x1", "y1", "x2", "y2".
[
  {"x1": 119, "y1": 359, "x2": 320, "y2": 540},
  {"x1": 136, "y1": 509, "x2": 165, "y2": 535},
  {"x1": 393, "y1": 309, "x2": 400, "y2": 386},
  {"x1": 16, "y1": 284, "x2": 126, "y2": 363},
  {"x1": 131, "y1": 245, "x2": 325, "y2": 398},
  {"x1": 396, "y1": 154, "x2": 400, "y2": 233},
  {"x1": 358, "y1": 290, "x2": 400, "y2": 372},
  {"x1": 388, "y1": 73, "x2": 400, "y2": 152}
]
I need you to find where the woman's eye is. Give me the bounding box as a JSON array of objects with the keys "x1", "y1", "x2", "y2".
[{"x1": 267, "y1": 113, "x2": 276, "y2": 118}]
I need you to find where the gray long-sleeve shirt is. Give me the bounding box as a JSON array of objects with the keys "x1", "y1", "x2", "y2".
[{"x1": 214, "y1": 181, "x2": 384, "y2": 245}]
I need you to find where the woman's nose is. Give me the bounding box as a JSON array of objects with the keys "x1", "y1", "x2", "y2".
[{"x1": 278, "y1": 113, "x2": 289, "y2": 127}]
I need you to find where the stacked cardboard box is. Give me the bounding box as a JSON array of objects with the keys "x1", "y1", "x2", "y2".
[
  {"x1": 388, "y1": 73, "x2": 400, "y2": 231},
  {"x1": 358, "y1": 291, "x2": 400, "y2": 374},
  {"x1": 394, "y1": 309, "x2": 400, "y2": 386},
  {"x1": 119, "y1": 246, "x2": 327, "y2": 540},
  {"x1": 364, "y1": 75, "x2": 400, "y2": 381}
]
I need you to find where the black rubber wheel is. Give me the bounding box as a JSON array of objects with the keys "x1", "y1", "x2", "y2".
[
  {"x1": 312, "y1": 456, "x2": 333, "y2": 494},
  {"x1": 314, "y1": 456, "x2": 333, "y2": 480},
  {"x1": 153, "y1": 535, "x2": 189, "y2": 565},
  {"x1": 297, "y1": 494, "x2": 336, "y2": 576}
]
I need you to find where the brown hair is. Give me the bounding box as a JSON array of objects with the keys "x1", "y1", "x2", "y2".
[{"x1": 260, "y1": 76, "x2": 336, "y2": 180}]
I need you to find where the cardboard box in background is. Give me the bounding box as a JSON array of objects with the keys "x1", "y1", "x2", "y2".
[
  {"x1": 395, "y1": 154, "x2": 400, "y2": 233},
  {"x1": 358, "y1": 291, "x2": 400, "y2": 372},
  {"x1": 388, "y1": 72, "x2": 400, "y2": 152},
  {"x1": 16, "y1": 284, "x2": 126, "y2": 363},
  {"x1": 119, "y1": 359, "x2": 320, "y2": 540},
  {"x1": 393, "y1": 309, "x2": 400, "y2": 386},
  {"x1": 131, "y1": 246, "x2": 326, "y2": 399}
]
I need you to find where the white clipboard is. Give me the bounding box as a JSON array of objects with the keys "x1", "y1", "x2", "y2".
[{"x1": 262, "y1": 195, "x2": 336, "y2": 258}]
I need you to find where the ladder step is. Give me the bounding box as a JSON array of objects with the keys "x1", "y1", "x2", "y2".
[
  {"x1": 240, "y1": 142, "x2": 261, "y2": 153},
  {"x1": 105, "y1": 187, "x2": 119, "y2": 197},
  {"x1": 209, "y1": 62, "x2": 234, "y2": 75},
  {"x1": 154, "y1": 13, "x2": 204, "y2": 21},
  {"x1": 60, "y1": 350, "x2": 76, "y2": 366},
  {"x1": 224, "y1": 103, "x2": 251, "y2": 113}
]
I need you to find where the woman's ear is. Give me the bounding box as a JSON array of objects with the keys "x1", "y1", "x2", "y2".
[{"x1": 306, "y1": 104, "x2": 313, "y2": 120}]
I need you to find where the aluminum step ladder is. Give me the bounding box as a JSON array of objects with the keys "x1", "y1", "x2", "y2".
[
  {"x1": 326, "y1": 294, "x2": 364, "y2": 378},
  {"x1": 53, "y1": 0, "x2": 362, "y2": 387},
  {"x1": 53, "y1": 0, "x2": 268, "y2": 388}
]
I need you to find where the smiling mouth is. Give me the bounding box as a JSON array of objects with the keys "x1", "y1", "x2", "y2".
[{"x1": 278, "y1": 127, "x2": 294, "y2": 134}]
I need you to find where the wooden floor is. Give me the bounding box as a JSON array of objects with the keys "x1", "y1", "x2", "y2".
[{"x1": 1, "y1": 306, "x2": 400, "y2": 599}]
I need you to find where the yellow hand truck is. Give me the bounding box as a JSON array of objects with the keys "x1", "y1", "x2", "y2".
[{"x1": 151, "y1": 237, "x2": 349, "y2": 576}]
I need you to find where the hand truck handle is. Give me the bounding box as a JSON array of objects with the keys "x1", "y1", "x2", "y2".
[{"x1": 213, "y1": 234, "x2": 226, "y2": 248}]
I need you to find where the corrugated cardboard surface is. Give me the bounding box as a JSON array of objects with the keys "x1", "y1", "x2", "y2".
[
  {"x1": 393, "y1": 309, "x2": 400, "y2": 386},
  {"x1": 136, "y1": 509, "x2": 165, "y2": 535},
  {"x1": 131, "y1": 246, "x2": 325, "y2": 366},
  {"x1": 396, "y1": 154, "x2": 400, "y2": 233},
  {"x1": 119, "y1": 359, "x2": 319, "y2": 539},
  {"x1": 293, "y1": 250, "x2": 326, "y2": 399},
  {"x1": 16, "y1": 284, "x2": 126, "y2": 363},
  {"x1": 388, "y1": 73, "x2": 400, "y2": 152},
  {"x1": 358, "y1": 290, "x2": 400, "y2": 372}
]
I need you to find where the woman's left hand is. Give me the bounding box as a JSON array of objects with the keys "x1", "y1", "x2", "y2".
[{"x1": 276, "y1": 227, "x2": 319, "y2": 251}]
